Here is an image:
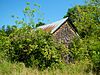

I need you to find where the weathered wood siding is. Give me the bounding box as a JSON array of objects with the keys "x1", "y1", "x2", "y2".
[{"x1": 53, "y1": 21, "x2": 76, "y2": 47}]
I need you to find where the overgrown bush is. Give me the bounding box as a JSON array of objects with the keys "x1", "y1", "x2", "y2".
[
  {"x1": 64, "y1": 0, "x2": 100, "y2": 74},
  {"x1": 0, "y1": 26, "x2": 68, "y2": 70},
  {"x1": 70, "y1": 36, "x2": 100, "y2": 74}
]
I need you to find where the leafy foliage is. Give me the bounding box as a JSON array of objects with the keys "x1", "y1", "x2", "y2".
[
  {"x1": 0, "y1": 25, "x2": 67, "y2": 70},
  {"x1": 64, "y1": 0, "x2": 100, "y2": 74},
  {"x1": 0, "y1": 2, "x2": 68, "y2": 70},
  {"x1": 11, "y1": 2, "x2": 44, "y2": 29},
  {"x1": 36, "y1": 22, "x2": 45, "y2": 27},
  {"x1": 0, "y1": 1, "x2": 99, "y2": 74},
  {"x1": 64, "y1": 5, "x2": 99, "y2": 38}
]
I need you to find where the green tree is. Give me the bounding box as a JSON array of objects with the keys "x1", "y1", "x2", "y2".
[
  {"x1": 64, "y1": 5, "x2": 99, "y2": 38},
  {"x1": 11, "y1": 2, "x2": 44, "y2": 29},
  {"x1": 64, "y1": 0, "x2": 100, "y2": 74},
  {"x1": 36, "y1": 22, "x2": 45, "y2": 27}
]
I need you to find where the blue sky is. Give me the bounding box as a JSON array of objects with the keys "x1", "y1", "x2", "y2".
[{"x1": 0, "y1": 0, "x2": 85, "y2": 28}]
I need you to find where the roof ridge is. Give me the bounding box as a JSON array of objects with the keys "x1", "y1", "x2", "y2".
[
  {"x1": 37, "y1": 17, "x2": 68, "y2": 33},
  {"x1": 51, "y1": 17, "x2": 68, "y2": 33}
]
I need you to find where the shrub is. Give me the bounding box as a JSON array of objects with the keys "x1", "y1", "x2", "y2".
[
  {"x1": 1, "y1": 26, "x2": 67, "y2": 69},
  {"x1": 70, "y1": 35, "x2": 100, "y2": 74}
]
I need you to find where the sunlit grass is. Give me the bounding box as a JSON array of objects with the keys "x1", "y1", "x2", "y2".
[{"x1": 0, "y1": 59, "x2": 94, "y2": 75}]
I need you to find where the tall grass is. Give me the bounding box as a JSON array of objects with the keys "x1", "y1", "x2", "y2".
[{"x1": 0, "y1": 59, "x2": 94, "y2": 75}]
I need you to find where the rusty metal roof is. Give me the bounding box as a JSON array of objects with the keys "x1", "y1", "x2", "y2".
[{"x1": 37, "y1": 17, "x2": 68, "y2": 33}]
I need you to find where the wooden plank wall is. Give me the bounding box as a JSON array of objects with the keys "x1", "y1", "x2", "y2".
[{"x1": 53, "y1": 21, "x2": 76, "y2": 47}]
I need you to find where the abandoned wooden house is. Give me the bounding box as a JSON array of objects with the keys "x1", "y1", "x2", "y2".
[{"x1": 37, "y1": 17, "x2": 78, "y2": 47}]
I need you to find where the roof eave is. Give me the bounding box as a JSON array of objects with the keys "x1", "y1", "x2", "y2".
[{"x1": 51, "y1": 17, "x2": 68, "y2": 34}]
